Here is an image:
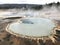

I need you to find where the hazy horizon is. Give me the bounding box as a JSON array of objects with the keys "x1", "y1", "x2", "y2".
[{"x1": 0, "y1": 0, "x2": 59, "y2": 4}]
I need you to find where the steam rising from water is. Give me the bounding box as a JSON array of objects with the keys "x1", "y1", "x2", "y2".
[{"x1": 0, "y1": 5, "x2": 60, "y2": 20}]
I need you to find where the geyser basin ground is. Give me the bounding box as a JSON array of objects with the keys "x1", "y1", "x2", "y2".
[{"x1": 6, "y1": 18, "x2": 56, "y2": 37}]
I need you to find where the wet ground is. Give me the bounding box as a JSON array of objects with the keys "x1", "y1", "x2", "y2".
[
  {"x1": 0, "y1": 16, "x2": 59, "y2": 45},
  {"x1": 0, "y1": 6, "x2": 60, "y2": 45}
]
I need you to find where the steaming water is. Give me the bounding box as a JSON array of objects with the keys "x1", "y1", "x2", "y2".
[
  {"x1": 8, "y1": 18, "x2": 55, "y2": 36},
  {"x1": 0, "y1": 5, "x2": 60, "y2": 20},
  {"x1": 0, "y1": 5, "x2": 60, "y2": 36}
]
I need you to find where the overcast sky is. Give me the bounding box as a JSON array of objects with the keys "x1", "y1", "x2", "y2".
[{"x1": 0, "y1": 0, "x2": 60, "y2": 4}]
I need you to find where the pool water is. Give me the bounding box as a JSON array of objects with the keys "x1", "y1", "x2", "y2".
[{"x1": 8, "y1": 18, "x2": 56, "y2": 37}]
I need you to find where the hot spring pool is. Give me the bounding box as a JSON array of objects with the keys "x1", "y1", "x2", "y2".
[{"x1": 7, "y1": 17, "x2": 56, "y2": 37}]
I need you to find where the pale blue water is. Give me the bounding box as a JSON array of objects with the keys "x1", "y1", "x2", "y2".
[{"x1": 8, "y1": 18, "x2": 56, "y2": 37}]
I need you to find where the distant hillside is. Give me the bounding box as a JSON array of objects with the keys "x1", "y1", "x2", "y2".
[
  {"x1": 0, "y1": 4, "x2": 43, "y2": 10},
  {"x1": 0, "y1": 2, "x2": 60, "y2": 10}
]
